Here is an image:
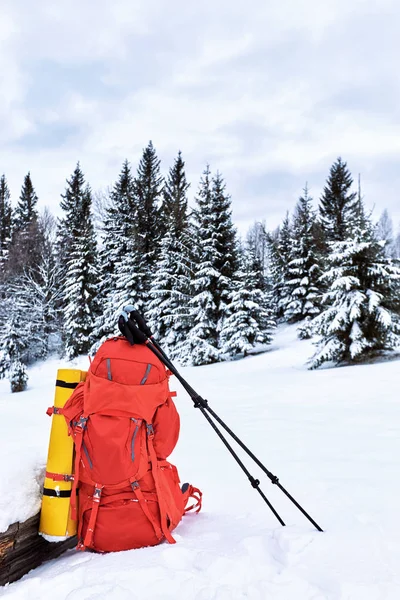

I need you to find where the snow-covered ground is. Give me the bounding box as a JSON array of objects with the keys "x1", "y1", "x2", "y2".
[{"x1": 1, "y1": 326, "x2": 400, "y2": 599}]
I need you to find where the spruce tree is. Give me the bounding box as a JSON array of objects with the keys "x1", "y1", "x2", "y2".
[
  {"x1": 8, "y1": 172, "x2": 43, "y2": 276},
  {"x1": 395, "y1": 226, "x2": 400, "y2": 259},
  {"x1": 4, "y1": 277, "x2": 54, "y2": 364},
  {"x1": 133, "y1": 141, "x2": 163, "y2": 295},
  {"x1": 376, "y1": 209, "x2": 396, "y2": 258},
  {"x1": 159, "y1": 150, "x2": 190, "y2": 238},
  {"x1": 184, "y1": 167, "x2": 240, "y2": 365},
  {"x1": 13, "y1": 172, "x2": 38, "y2": 232},
  {"x1": 59, "y1": 168, "x2": 99, "y2": 358},
  {"x1": 319, "y1": 157, "x2": 357, "y2": 243},
  {"x1": 10, "y1": 360, "x2": 28, "y2": 393},
  {"x1": 185, "y1": 166, "x2": 220, "y2": 365},
  {"x1": 164, "y1": 236, "x2": 195, "y2": 364},
  {"x1": 113, "y1": 230, "x2": 143, "y2": 325},
  {"x1": 246, "y1": 221, "x2": 268, "y2": 290},
  {"x1": 20, "y1": 247, "x2": 63, "y2": 357},
  {"x1": 147, "y1": 152, "x2": 193, "y2": 357},
  {"x1": 211, "y1": 172, "x2": 238, "y2": 287},
  {"x1": 147, "y1": 228, "x2": 194, "y2": 358},
  {"x1": 310, "y1": 212, "x2": 400, "y2": 368},
  {"x1": 210, "y1": 172, "x2": 240, "y2": 342},
  {"x1": 265, "y1": 228, "x2": 280, "y2": 318},
  {"x1": 0, "y1": 310, "x2": 24, "y2": 378},
  {"x1": 57, "y1": 163, "x2": 86, "y2": 260},
  {"x1": 285, "y1": 186, "x2": 321, "y2": 327},
  {"x1": 0, "y1": 175, "x2": 12, "y2": 271},
  {"x1": 92, "y1": 160, "x2": 143, "y2": 349},
  {"x1": 0, "y1": 276, "x2": 32, "y2": 392},
  {"x1": 0, "y1": 290, "x2": 29, "y2": 392},
  {"x1": 220, "y1": 245, "x2": 275, "y2": 357},
  {"x1": 0, "y1": 296, "x2": 29, "y2": 379},
  {"x1": 0, "y1": 210, "x2": 60, "y2": 371},
  {"x1": 267, "y1": 214, "x2": 293, "y2": 320}
]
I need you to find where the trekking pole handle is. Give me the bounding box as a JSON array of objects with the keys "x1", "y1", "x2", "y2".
[
  {"x1": 118, "y1": 314, "x2": 148, "y2": 345},
  {"x1": 123, "y1": 307, "x2": 154, "y2": 339}
]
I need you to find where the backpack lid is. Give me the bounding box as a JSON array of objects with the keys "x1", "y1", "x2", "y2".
[{"x1": 84, "y1": 337, "x2": 171, "y2": 421}]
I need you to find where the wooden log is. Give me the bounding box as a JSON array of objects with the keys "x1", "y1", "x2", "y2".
[{"x1": 0, "y1": 513, "x2": 76, "y2": 587}]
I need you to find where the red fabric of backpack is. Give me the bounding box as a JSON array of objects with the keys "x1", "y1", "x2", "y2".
[{"x1": 61, "y1": 337, "x2": 202, "y2": 552}]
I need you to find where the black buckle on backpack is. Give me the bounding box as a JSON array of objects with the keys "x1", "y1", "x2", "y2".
[{"x1": 76, "y1": 416, "x2": 88, "y2": 432}]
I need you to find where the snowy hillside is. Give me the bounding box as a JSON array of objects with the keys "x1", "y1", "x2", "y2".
[{"x1": 1, "y1": 326, "x2": 400, "y2": 599}]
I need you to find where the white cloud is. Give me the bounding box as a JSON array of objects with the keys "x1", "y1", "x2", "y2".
[{"x1": 1, "y1": 0, "x2": 400, "y2": 234}]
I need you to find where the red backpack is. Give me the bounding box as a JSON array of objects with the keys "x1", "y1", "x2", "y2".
[{"x1": 60, "y1": 336, "x2": 202, "y2": 552}]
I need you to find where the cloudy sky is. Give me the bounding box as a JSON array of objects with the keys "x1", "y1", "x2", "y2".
[{"x1": 1, "y1": 0, "x2": 399, "y2": 235}]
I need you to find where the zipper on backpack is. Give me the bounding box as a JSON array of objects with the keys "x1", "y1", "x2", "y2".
[
  {"x1": 130, "y1": 418, "x2": 140, "y2": 461},
  {"x1": 82, "y1": 441, "x2": 93, "y2": 469}
]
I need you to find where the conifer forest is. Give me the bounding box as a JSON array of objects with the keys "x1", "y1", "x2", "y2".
[{"x1": 1, "y1": 143, "x2": 400, "y2": 391}]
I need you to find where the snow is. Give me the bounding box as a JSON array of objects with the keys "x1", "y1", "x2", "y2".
[{"x1": 1, "y1": 326, "x2": 400, "y2": 599}]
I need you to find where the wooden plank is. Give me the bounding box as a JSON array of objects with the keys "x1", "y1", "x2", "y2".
[
  {"x1": 0, "y1": 513, "x2": 76, "y2": 587},
  {"x1": 0, "y1": 522, "x2": 18, "y2": 561}
]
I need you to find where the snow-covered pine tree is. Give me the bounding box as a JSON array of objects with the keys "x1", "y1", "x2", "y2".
[
  {"x1": 8, "y1": 172, "x2": 43, "y2": 276},
  {"x1": 0, "y1": 208, "x2": 60, "y2": 369},
  {"x1": 310, "y1": 209, "x2": 400, "y2": 369},
  {"x1": 10, "y1": 360, "x2": 28, "y2": 393},
  {"x1": 319, "y1": 157, "x2": 358, "y2": 243},
  {"x1": 184, "y1": 168, "x2": 240, "y2": 365},
  {"x1": 211, "y1": 171, "x2": 240, "y2": 326},
  {"x1": 133, "y1": 141, "x2": 164, "y2": 296},
  {"x1": 20, "y1": 247, "x2": 63, "y2": 357},
  {"x1": 267, "y1": 213, "x2": 293, "y2": 320},
  {"x1": 13, "y1": 172, "x2": 39, "y2": 232},
  {"x1": 113, "y1": 224, "x2": 143, "y2": 328},
  {"x1": 184, "y1": 166, "x2": 220, "y2": 365},
  {"x1": 0, "y1": 298, "x2": 29, "y2": 380},
  {"x1": 285, "y1": 186, "x2": 321, "y2": 330},
  {"x1": 0, "y1": 312, "x2": 21, "y2": 379},
  {"x1": 147, "y1": 152, "x2": 193, "y2": 358},
  {"x1": 147, "y1": 228, "x2": 194, "y2": 358},
  {"x1": 147, "y1": 229, "x2": 177, "y2": 344},
  {"x1": 158, "y1": 150, "x2": 189, "y2": 238},
  {"x1": 91, "y1": 187, "x2": 112, "y2": 238},
  {"x1": 57, "y1": 163, "x2": 86, "y2": 264},
  {"x1": 3, "y1": 277, "x2": 51, "y2": 363},
  {"x1": 395, "y1": 226, "x2": 400, "y2": 259},
  {"x1": 57, "y1": 164, "x2": 85, "y2": 297},
  {"x1": 246, "y1": 221, "x2": 268, "y2": 289},
  {"x1": 61, "y1": 176, "x2": 99, "y2": 359},
  {"x1": 265, "y1": 228, "x2": 280, "y2": 317},
  {"x1": 0, "y1": 175, "x2": 12, "y2": 273},
  {"x1": 220, "y1": 241, "x2": 276, "y2": 358},
  {"x1": 91, "y1": 160, "x2": 143, "y2": 349},
  {"x1": 376, "y1": 209, "x2": 396, "y2": 259}
]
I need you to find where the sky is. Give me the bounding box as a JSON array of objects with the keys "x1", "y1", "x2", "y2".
[{"x1": 1, "y1": 0, "x2": 400, "y2": 236}]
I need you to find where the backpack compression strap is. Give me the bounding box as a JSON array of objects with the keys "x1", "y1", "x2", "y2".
[
  {"x1": 182, "y1": 484, "x2": 203, "y2": 514},
  {"x1": 130, "y1": 480, "x2": 163, "y2": 542},
  {"x1": 146, "y1": 424, "x2": 176, "y2": 544},
  {"x1": 82, "y1": 485, "x2": 104, "y2": 549},
  {"x1": 70, "y1": 415, "x2": 89, "y2": 520}
]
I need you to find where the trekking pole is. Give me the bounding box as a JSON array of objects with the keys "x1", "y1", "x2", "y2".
[
  {"x1": 119, "y1": 308, "x2": 323, "y2": 532},
  {"x1": 148, "y1": 337, "x2": 322, "y2": 533},
  {"x1": 119, "y1": 310, "x2": 285, "y2": 526},
  {"x1": 148, "y1": 337, "x2": 286, "y2": 526}
]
